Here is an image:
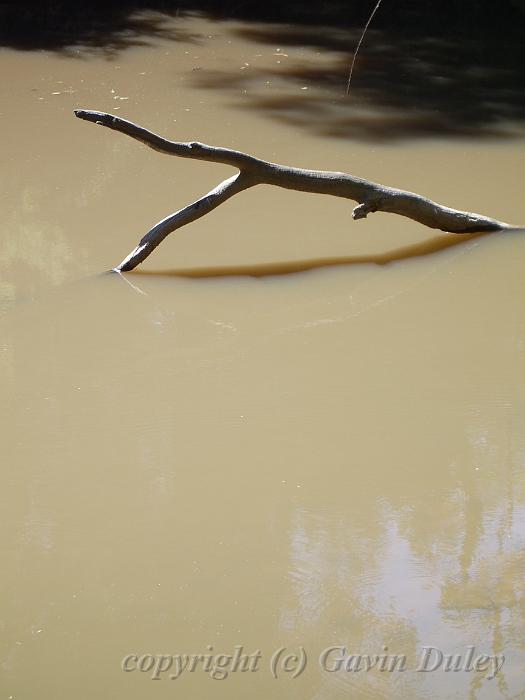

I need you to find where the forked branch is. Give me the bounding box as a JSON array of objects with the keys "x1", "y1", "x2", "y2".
[{"x1": 74, "y1": 110, "x2": 516, "y2": 272}]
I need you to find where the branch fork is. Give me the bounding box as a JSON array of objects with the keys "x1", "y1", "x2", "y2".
[{"x1": 74, "y1": 110, "x2": 517, "y2": 272}]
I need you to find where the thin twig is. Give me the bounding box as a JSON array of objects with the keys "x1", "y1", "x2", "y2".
[{"x1": 346, "y1": 0, "x2": 384, "y2": 96}]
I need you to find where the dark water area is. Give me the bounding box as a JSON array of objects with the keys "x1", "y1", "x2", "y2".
[
  {"x1": 2, "y1": 1, "x2": 524, "y2": 142},
  {"x1": 2, "y1": 1, "x2": 524, "y2": 51}
]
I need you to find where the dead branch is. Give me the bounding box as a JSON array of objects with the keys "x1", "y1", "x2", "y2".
[{"x1": 74, "y1": 110, "x2": 517, "y2": 272}]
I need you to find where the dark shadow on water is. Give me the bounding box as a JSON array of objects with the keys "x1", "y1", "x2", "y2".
[
  {"x1": 126, "y1": 231, "x2": 495, "y2": 279},
  {"x1": 192, "y1": 25, "x2": 525, "y2": 142},
  {"x1": 2, "y1": 1, "x2": 524, "y2": 140},
  {"x1": 0, "y1": 1, "x2": 200, "y2": 55}
]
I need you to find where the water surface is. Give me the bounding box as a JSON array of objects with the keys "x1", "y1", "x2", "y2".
[{"x1": 1, "y1": 13, "x2": 524, "y2": 700}]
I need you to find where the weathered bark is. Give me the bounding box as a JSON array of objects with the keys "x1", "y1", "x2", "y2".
[{"x1": 74, "y1": 109, "x2": 517, "y2": 272}]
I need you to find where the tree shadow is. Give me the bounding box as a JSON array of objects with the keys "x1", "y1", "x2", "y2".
[
  {"x1": 0, "y1": 2, "x2": 200, "y2": 55},
  {"x1": 2, "y1": 1, "x2": 524, "y2": 140},
  {"x1": 192, "y1": 22, "x2": 525, "y2": 142}
]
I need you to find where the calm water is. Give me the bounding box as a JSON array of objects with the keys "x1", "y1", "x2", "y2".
[{"x1": 1, "y1": 13, "x2": 524, "y2": 700}]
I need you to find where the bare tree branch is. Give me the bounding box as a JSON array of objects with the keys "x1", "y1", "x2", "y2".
[
  {"x1": 74, "y1": 110, "x2": 518, "y2": 272},
  {"x1": 116, "y1": 173, "x2": 254, "y2": 271}
]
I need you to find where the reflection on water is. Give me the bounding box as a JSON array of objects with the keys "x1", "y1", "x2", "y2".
[
  {"x1": 127, "y1": 231, "x2": 497, "y2": 277},
  {"x1": 1, "y1": 13, "x2": 524, "y2": 700}
]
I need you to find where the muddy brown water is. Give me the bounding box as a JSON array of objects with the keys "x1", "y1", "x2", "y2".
[{"x1": 1, "y1": 13, "x2": 524, "y2": 700}]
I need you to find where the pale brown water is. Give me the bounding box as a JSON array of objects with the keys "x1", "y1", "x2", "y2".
[{"x1": 1, "y1": 13, "x2": 525, "y2": 700}]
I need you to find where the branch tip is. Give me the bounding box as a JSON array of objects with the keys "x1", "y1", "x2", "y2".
[{"x1": 353, "y1": 201, "x2": 377, "y2": 220}]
